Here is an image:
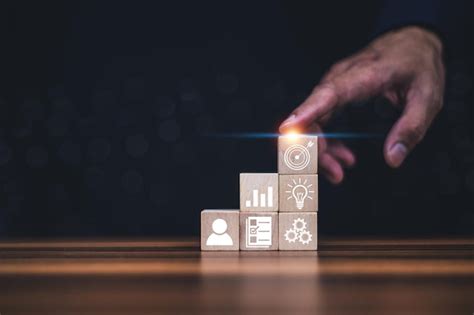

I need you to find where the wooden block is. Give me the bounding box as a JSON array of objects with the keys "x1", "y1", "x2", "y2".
[
  {"x1": 278, "y1": 212, "x2": 317, "y2": 250},
  {"x1": 240, "y1": 173, "x2": 278, "y2": 212},
  {"x1": 279, "y1": 175, "x2": 318, "y2": 212},
  {"x1": 240, "y1": 212, "x2": 278, "y2": 250},
  {"x1": 201, "y1": 210, "x2": 239, "y2": 251},
  {"x1": 278, "y1": 135, "x2": 318, "y2": 174}
]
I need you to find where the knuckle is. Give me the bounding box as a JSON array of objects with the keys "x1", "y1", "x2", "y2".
[
  {"x1": 420, "y1": 84, "x2": 436, "y2": 101},
  {"x1": 329, "y1": 62, "x2": 346, "y2": 74},
  {"x1": 433, "y1": 99, "x2": 443, "y2": 113},
  {"x1": 358, "y1": 66, "x2": 378, "y2": 84},
  {"x1": 316, "y1": 81, "x2": 336, "y2": 92},
  {"x1": 404, "y1": 124, "x2": 426, "y2": 144},
  {"x1": 351, "y1": 66, "x2": 381, "y2": 94},
  {"x1": 418, "y1": 84, "x2": 444, "y2": 114},
  {"x1": 315, "y1": 82, "x2": 340, "y2": 103},
  {"x1": 430, "y1": 91, "x2": 444, "y2": 113}
]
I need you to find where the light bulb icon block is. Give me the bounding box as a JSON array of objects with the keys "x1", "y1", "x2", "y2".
[
  {"x1": 279, "y1": 212, "x2": 317, "y2": 250},
  {"x1": 278, "y1": 135, "x2": 318, "y2": 174},
  {"x1": 279, "y1": 175, "x2": 318, "y2": 212}
]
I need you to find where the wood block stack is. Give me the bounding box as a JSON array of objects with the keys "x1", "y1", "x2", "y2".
[{"x1": 201, "y1": 134, "x2": 318, "y2": 251}]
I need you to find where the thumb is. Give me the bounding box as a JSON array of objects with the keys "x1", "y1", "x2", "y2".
[{"x1": 384, "y1": 87, "x2": 440, "y2": 168}]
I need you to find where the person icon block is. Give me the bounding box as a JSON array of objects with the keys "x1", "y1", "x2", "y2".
[
  {"x1": 201, "y1": 210, "x2": 239, "y2": 251},
  {"x1": 206, "y1": 218, "x2": 233, "y2": 246}
]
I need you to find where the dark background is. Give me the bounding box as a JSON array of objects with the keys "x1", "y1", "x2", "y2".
[{"x1": 0, "y1": 1, "x2": 472, "y2": 237}]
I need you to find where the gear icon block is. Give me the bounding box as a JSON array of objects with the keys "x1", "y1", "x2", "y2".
[{"x1": 283, "y1": 217, "x2": 314, "y2": 247}]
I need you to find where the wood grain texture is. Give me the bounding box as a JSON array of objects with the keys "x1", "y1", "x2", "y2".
[
  {"x1": 279, "y1": 174, "x2": 318, "y2": 212},
  {"x1": 278, "y1": 135, "x2": 318, "y2": 174},
  {"x1": 240, "y1": 173, "x2": 278, "y2": 212},
  {"x1": 0, "y1": 238, "x2": 473, "y2": 315},
  {"x1": 201, "y1": 210, "x2": 239, "y2": 251},
  {"x1": 279, "y1": 212, "x2": 317, "y2": 250},
  {"x1": 239, "y1": 212, "x2": 279, "y2": 250}
]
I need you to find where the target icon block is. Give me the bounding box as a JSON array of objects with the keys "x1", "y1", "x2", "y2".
[{"x1": 278, "y1": 135, "x2": 318, "y2": 174}]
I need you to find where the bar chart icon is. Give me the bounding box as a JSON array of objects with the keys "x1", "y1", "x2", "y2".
[
  {"x1": 240, "y1": 173, "x2": 278, "y2": 212},
  {"x1": 245, "y1": 186, "x2": 273, "y2": 208}
]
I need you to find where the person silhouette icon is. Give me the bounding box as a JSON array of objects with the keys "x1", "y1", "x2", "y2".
[{"x1": 206, "y1": 218, "x2": 233, "y2": 246}]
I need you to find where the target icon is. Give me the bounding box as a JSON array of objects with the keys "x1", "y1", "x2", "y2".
[{"x1": 283, "y1": 142, "x2": 312, "y2": 171}]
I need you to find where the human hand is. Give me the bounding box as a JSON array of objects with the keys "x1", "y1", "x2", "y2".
[{"x1": 279, "y1": 26, "x2": 445, "y2": 184}]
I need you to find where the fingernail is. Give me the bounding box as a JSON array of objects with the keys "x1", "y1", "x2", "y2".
[
  {"x1": 280, "y1": 114, "x2": 296, "y2": 128},
  {"x1": 388, "y1": 142, "x2": 408, "y2": 167}
]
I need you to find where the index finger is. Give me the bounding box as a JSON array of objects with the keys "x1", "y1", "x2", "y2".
[{"x1": 279, "y1": 64, "x2": 388, "y2": 133}]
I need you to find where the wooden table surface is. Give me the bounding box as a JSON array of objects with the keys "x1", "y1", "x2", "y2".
[{"x1": 0, "y1": 238, "x2": 472, "y2": 315}]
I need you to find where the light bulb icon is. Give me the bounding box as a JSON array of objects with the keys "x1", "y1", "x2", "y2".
[
  {"x1": 285, "y1": 177, "x2": 315, "y2": 210},
  {"x1": 292, "y1": 184, "x2": 308, "y2": 210}
]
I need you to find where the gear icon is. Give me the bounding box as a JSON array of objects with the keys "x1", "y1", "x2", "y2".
[
  {"x1": 292, "y1": 218, "x2": 307, "y2": 232},
  {"x1": 284, "y1": 218, "x2": 314, "y2": 246},
  {"x1": 299, "y1": 230, "x2": 313, "y2": 245},
  {"x1": 284, "y1": 229, "x2": 298, "y2": 243}
]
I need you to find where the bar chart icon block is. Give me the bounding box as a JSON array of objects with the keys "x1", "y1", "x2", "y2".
[
  {"x1": 240, "y1": 212, "x2": 278, "y2": 250},
  {"x1": 240, "y1": 173, "x2": 278, "y2": 212},
  {"x1": 278, "y1": 135, "x2": 318, "y2": 174}
]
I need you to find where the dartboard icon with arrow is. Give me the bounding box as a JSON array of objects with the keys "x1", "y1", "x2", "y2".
[{"x1": 283, "y1": 141, "x2": 314, "y2": 171}]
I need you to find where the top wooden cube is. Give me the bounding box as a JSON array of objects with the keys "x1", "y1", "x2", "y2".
[{"x1": 278, "y1": 135, "x2": 318, "y2": 174}]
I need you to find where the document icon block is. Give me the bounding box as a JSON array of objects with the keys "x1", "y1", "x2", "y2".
[
  {"x1": 246, "y1": 216, "x2": 272, "y2": 248},
  {"x1": 240, "y1": 212, "x2": 278, "y2": 250}
]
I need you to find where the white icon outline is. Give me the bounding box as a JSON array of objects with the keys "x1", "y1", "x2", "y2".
[
  {"x1": 206, "y1": 218, "x2": 233, "y2": 246},
  {"x1": 283, "y1": 140, "x2": 314, "y2": 171},
  {"x1": 284, "y1": 229, "x2": 298, "y2": 243},
  {"x1": 298, "y1": 230, "x2": 313, "y2": 245},
  {"x1": 285, "y1": 178, "x2": 315, "y2": 210},
  {"x1": 284, "y1": 217, "x2": 313, "y2": 245},
  {"x1": 246, "y1": 216, "x2": 272, "y2": 248},
  {"x1": 244, "y1": 186, "x2": 274, "y2": 209}
]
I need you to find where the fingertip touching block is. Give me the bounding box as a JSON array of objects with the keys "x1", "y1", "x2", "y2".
[
  {"x1": 278, "y1": 135, "x2": 318, "y2": 174},
  {"x1": 279, "y1": 174, "x2": 318, "y2": 212},
  {"x1": 201, "y1": 209, "x2": 239, "y2": 251},
  {"x1": 279, "y1": 212, "x2": 317, "y2": 251},
  {"x1": 240, "y1": 173, "x2": 279, "y2": 212},
  {"x1": 240, "y1": 212, "x2": 278, "y2": 251}
]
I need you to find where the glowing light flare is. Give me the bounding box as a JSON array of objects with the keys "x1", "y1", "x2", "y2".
[
  {"x1": 203, "y1": 132, "x2": 383, "y2": 139},
  {"x1": 283, "y1": 129, "x2": 302, "y2": 141}
]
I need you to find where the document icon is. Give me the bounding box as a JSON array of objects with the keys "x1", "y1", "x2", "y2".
[{"x1": 246, "y1": 216, "x2": 272, "y2": 248}]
